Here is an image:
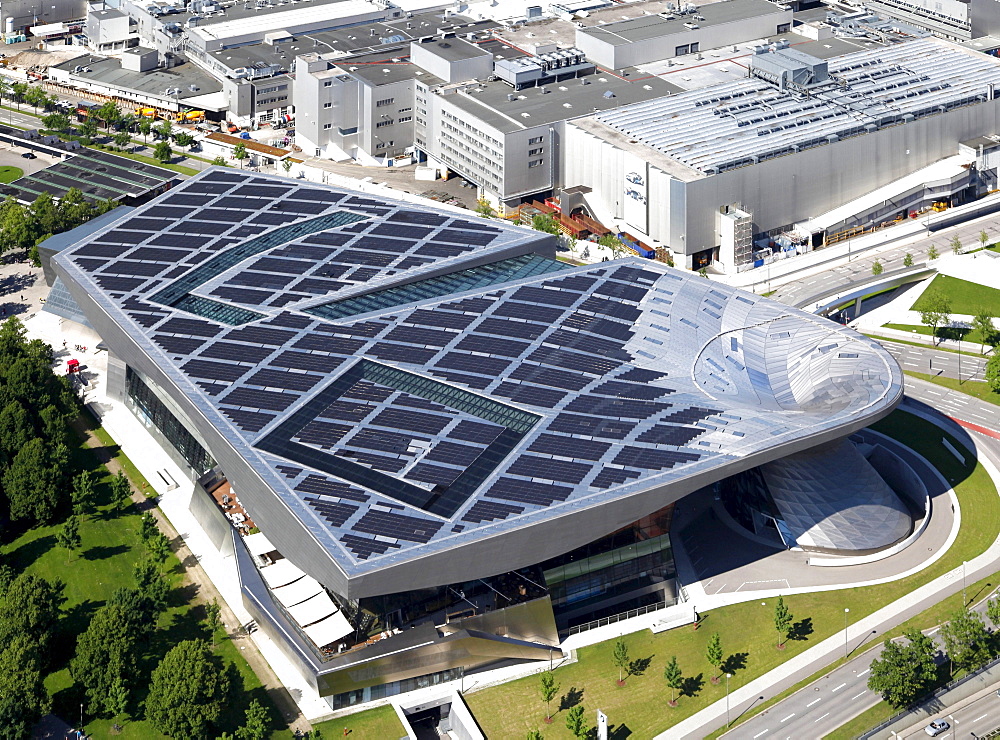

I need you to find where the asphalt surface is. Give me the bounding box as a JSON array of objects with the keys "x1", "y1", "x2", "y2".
[
  {"x1": 900, "y1": 687, "x2": 1000, "y2": 739},
  {"x1": 769, "y1": 215, "x2": 1000, "y2": 309},
  {"x1": 724, "y1": 375, "x2": 1000, "y2": 740},
  {"x1": 882, "y1": 340, "x2": 990, "y2": 385}
]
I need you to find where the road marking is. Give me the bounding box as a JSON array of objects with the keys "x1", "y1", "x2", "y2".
[
  {"x1": 851, "y1": 691, "x2": 867, "y2": 700},
  {"x1": 974, "y1": 714, "x2": 988, "y2": 722},
  {"x1": 705, "y1": 578, "x2": 714, "y2": 588},
  {"x1": 752, "y1": 730, "x2": 768, "y2": 738},
  {"x1": 832, "y1": 683, "x2": 847, "y2": 692},
  {"x1": 780, "y1": 713, "x2": 795, "y2": 723},
  {"x1": 858, "y1": 668, "x2": 870, "y2": 677},
  {"x1": 713, "y1": 583, "x2": 728, "y2": 594},
  {"x1": 806, "y1": 698, "x2": 822, "y2": 707},
  {"x1": 813, "y1": 713, "x2": 830, "y2": 723}
]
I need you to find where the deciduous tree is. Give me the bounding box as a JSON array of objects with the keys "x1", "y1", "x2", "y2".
[
  {"x1": 987, "y1": 353, "x2": 1000, "y2": 394},
  {"x1": 774, "y1": 596, "x2": 793, "y2": 648},
  {"x1": 867, "y1": 629, "x2": 937, "y2": 708},
  {"x1": 153, "y1": 140, "x2": 173, "y2": 164},
  {"x1": 70, "y1": 603, "x2": 140, "y2": 715},
  {"x1": 56, "y1": 515, "x2": 81, "y2": 562},
  {"x1": 613, "y1": 636, "x2": 630, "y2": 685},
  {"x1": 919, "y1": 289, "x2": 952, "y2": 345},
  {"x1": 236, "y1": 698, "x2": 271, "y2": 740},
  {"x1": 664, "y1": 656, "x2": 683, "y2": 707},
  {"x1": 871, "y1": 259, "x2": 883, "y2": 276},
  {"x1": 972, "y1": 310, "x2": 996, "y2": 354},
  {"x1": 144, "y1": 640, "x2": 230, "y2": 740},
  {"x1": 706, "y1": 632, "x2": 724, "y2": 683},
  {"x1": 941, "y1": 609, "x2": 992, "y2": 672},
  {"x1": 903, "y1": 252, "x2": 913, "y2": 267},
  {"x1": 564, "y1": 705, "x2": 587, "y2": 739},
  {"x1": 539, "y1": 671, "x2": 558, "y2": 722},
  {"x1": 0, "y1": 634, "x2": 50, "y2": 736},
  {"x1": 71, "y1": 470, "x2": 97, "y2": 518}
]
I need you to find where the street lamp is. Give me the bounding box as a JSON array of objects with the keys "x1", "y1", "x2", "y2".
[
  {"x1": 844, "y1": 608, "x2": 851, "y2": 660},
  {"x1": 963, "y1": 561, "x2": 968, "y2": 607},
  {"x1": 726, "y1": 673, "x2": 732, "y2": 727}
]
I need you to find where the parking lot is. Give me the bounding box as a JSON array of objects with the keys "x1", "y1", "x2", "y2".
[{"x1": 0, "y1": 144, "x2": 59, "y2": 178}]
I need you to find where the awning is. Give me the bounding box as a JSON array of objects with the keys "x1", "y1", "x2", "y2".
[
  {"x1": 287, "y1": 591, "x2": 337, "y2": 627},
  {"x1": 272, "y1": 575, "x2": 323, "y2": 608},
  {"x1": 259, "y1": 558, "x2": 304, "y2": 589},
  {"x1": 183, "y1": 90, "x2": 228, "y2": 113},
  {"x1": 303, "y1": 610, "x2": 354, "y2": 648},
  {"x1": 243, "y1": 531, "x2": 276, "y2": 558}
]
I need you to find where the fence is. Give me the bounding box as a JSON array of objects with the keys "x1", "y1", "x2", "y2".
[{"x1": 563, "y1": 598, "x2": 677, "y2": 637}]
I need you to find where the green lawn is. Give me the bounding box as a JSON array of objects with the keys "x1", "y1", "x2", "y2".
[
  {"x1": 905, "y1": 371, "x2": 1000, "y2": 407},
  {"x1": 91, "y1": 146, "x2": 199, "y2": 176},
  {"x1": 911, "y1": 274, "x2": 1000, "y2": 315},
  {"x1": 0, "y1": 165, "x2": 23, "y2": 183},
  {"x1": 883, "y1": 322, "x2": 993, "y2": 350},
  {"x1": 312, "y1": 704, "x2": 405, "y2": 738},
  {"x1": 464, "y1": 410, "x2": 999, "y2": 739},
  {"x1": 90, "y1": 423, "x2": 155, "y2": 495},
  {"x1": 3, "y1": 423, "x2": 296, "y2": 738}
]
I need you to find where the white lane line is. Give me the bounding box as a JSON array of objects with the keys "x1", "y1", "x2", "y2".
[
  {"x1": 851, "y1": 691, "x2": 867, "y2": 700},
  {"x1": 974, "y1": 714, "x2": 988, "y2": 722},
  {"x1": 713, "y1": 583, "x2": 728, "y2": 594},
  {"x1": 780, "y1": 713, "x2": 795, "y2": 723},
  {"x1": 858, "y1": 668, "x2": 870, "y2": 676},
  {"x1": 813, "y1": 713, "x2": 830, "y2": 723},
  {"x1": 832, "y1": 683, "x2": 847, "y2": 692},
  {"x1": 806, "y1": 698, "x2": 822, "y2": 707},
  {"x1": 753, "y1": 730, "x2": 769, "y2": 738}
]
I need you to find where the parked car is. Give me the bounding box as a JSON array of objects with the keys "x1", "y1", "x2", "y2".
[
  {"x1": 925, "y1": 719, "x2": 950, "y2": 736},
  {"x1": 21, "y1": 152, "x2": 36, "y2": 159}
]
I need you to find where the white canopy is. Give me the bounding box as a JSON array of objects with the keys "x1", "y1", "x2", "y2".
[
  {"x1": 259, "y1": 558, "x2": 304, "y2": 589},
  {"x1": 272, "y1": 575, "x2": 323, "y2": 608},
  {"x1": 303, "y1": 610, "x2": 354, "y2": 648},
  {"x1": 243, "y1": 531, "x2": 276, "y2": 558},
  {"x1": 288, "y1": 591, "x2": 337, "y2": 627}
]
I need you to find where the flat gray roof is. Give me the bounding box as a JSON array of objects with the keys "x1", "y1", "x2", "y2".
[
  {"x1": 435, "y1": 70, "x2": 680, "y2": 133},
  {"x1": 580, "y1": 0, "x2": 784, "y2": 46},
  {"x1": 205, "y1": 14, "x2": 490, "y2": 73},
  {"x1": 51, "y1": 55, "x2": 222, "y2": 101},
  {"x1": 414, "y1": 36, "x2": 490, "y2": 62},
  {"x1": 593, "y1": 37, "x2": 1000, "y2": 175}
]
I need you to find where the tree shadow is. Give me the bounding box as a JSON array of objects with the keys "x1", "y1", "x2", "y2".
[
  {"x1": 721, "y1": 652, "x2": 749, "y2": 674},
  {"x1": 681, "y1": 673, "x2": 704, "y2": 698},
  {"x1": 3, "y1": 534, "x2": 56, "y2": 570},
  {"x1": 628, "y1": 655, "x2": 653, "y2": 677},
  {"x1": 83, "y1": 544, "x2": 130, "y2": 561},
  {"x1": 788, "y1": 618, "x2": 814, "y2": 641},
  {"x1": 559, "y1": 686, "x2": 584, "y2": 711}
]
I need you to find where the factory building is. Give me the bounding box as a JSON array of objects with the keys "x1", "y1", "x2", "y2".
[{"x1": 562, "y1": 37, "x2": 1000, "y2": 270}]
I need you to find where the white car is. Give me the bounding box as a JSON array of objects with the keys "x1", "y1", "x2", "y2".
[{"x1": 925, "y1": 719, "x2": 950, "y2": 736}]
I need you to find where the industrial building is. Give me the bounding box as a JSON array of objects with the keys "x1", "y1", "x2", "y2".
[
  {"x1": 574, "y1": 0, "x2": 792, "y2": 69},
  {"x1": 50, "y1": 169, "x2": 907, "y2": 710},
  {"x1": 562, "y1": 37, "x2": 1000, "y2": 270}
]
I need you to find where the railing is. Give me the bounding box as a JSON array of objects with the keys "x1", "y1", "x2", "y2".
[
  {"x1": 563, "y1": 598, "x2": 677, "y2": 637},
  {"x1": 857, "y1": 653, "x2": 1000, "y2": 739}
]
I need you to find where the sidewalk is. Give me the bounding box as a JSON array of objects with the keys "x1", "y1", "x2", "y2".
[{"x1": 658, "y1": 405, "x2": 1000, "y2": 739}]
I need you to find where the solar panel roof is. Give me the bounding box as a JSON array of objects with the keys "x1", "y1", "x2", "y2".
[{"x1": 54, "y1": 169, "x2": 903, "y2": 585}]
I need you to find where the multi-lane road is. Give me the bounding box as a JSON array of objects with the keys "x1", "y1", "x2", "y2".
[{"x1": 882, "y1": 340, "x2": 990, "y2": 384}]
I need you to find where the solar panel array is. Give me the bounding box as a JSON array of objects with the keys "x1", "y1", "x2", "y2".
[{"x1": 56, "y1": 169, "x2": 903, "y2": 574}]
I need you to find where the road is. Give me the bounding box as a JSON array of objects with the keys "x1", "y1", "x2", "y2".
[
  {"x1": 899, "y1": 688, "x2": 1000, "y2": 739},
  {"x1": 725, "y1": 375, "x2": 1000, "y2": 740},
  {"x1": 882, "y1": 340, "x2": 990, "y2": 385},
  {"x1": 769, "y1": 216, "x2": 1000, "y2": 309}
]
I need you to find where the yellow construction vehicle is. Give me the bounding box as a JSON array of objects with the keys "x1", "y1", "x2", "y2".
[{"x1": 135, "y1": 107, "x2": 158, "y2": 119}]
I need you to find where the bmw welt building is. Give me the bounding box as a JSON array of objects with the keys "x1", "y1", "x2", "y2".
[{"x1": 51, "y1": 169, "x2": 904, "y2": 710}]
